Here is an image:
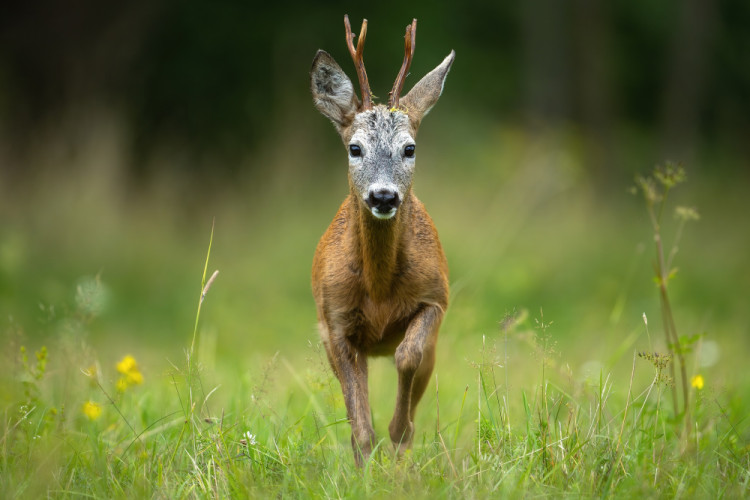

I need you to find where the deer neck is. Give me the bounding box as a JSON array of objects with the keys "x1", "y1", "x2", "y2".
[{"x1": 353, "y1": 194, "x2": 411, "y2": 300}]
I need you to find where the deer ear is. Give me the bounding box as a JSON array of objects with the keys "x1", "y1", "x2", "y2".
[
  {"x1": 311, "y1": 50, "x2": 360, "y2": 130},
  {"x1": 400, "y1": 51, "x2": 455, "y2": 129}
]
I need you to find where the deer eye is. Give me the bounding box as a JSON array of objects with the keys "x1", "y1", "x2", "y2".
[
  {"x1": 404, "y1": 144, "x2": 416, "y2": 158},
  {"x1": 349, "y1": 144, "x2": 362, "y2": 157}
]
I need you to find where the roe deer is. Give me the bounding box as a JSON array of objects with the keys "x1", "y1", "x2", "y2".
[{"x1": 310, "y1": 15, "x2": 454, "y2": 466}]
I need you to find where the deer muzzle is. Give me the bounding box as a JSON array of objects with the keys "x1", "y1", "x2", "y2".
[{"x1": 365, "y1": 185, "x2": 401, "y2": 219}]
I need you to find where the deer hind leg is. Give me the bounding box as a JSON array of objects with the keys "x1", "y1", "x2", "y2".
[
  {"x1": 325, "y1": 332, "x2": 375, "y2": 467},
  {"x1": 389, "y1": 305, "x2": 442, "y2": 454}
]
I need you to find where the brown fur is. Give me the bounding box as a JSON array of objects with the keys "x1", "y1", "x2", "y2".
[
  {"x1": 310, "y1": 18, "x2": 454, "y2": 466},
  {"x1": 312, "y1": 190, "x2": 448, "y2": 465}
]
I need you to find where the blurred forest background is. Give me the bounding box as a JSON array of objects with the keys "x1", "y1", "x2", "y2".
[
  {"x1": 0, "y1": 0, "x2": 749, "y2": 389},
  {"x1": 2, "y1": 0, "x2": 749, "y2": 180}
]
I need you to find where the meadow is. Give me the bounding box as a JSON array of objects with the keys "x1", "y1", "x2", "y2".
[{"x1": 1, "y1": 117, "x2": 749, "y2": 498}]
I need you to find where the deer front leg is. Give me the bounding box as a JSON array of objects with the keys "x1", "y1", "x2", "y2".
[
  {"x1": 325, "y1": 334, "x2": 375, "y2": 467},
  {"x1": 389, "y1": 304, "x2": 443, "y2": 453}
]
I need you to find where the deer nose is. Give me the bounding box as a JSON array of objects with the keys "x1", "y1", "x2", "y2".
[{"x1": 367, "y1": 187, "x2": 401, "y2": 213}]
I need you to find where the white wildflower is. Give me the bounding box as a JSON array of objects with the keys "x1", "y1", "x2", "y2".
[{"x1": 242, "y1": 431, "x2": 257, "y2": 446}]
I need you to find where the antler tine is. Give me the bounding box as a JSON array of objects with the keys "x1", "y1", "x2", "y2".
[
  {"x1": 344, "y1": 15, "x2": 373, "y2": 110},
  {"x1": 389, "y1": 18, "x2": 417, "y2": 110}
]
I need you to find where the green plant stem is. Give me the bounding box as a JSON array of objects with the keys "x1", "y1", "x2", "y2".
[
  {"x1": 183, "y1": 218, "x2": 217, "y2": 460},
  {"x1": 659, "y1": 284, "x2": 690, "y2": 431},
  {"x1": 191, "y1": 218, "x2": 216, "y2": 358},
  {"x1": 653, "y1": 229, "x2": 680, "y2": 418},
  {"x1": 650, "y1": 194, "x2": 689, "y2": 427},
  {"x1": 453, "y1": 384, "x2": 468, "y2": 454},
  {"x1": 503, "y1": 318, "x2": 511, "y2": 454}
]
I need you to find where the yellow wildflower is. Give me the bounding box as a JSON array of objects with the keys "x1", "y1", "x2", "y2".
[
  {"x1": 691, "y1": 374, "x2": 705, "y2": 390},
  {"x1": 116, "y1": 355, "x2": 144, "y2": 391},
  {"x1": 82, "y1": 401, "x2": 102, "y2": 420},
  {"x1": 116, "y1": 355, "x2": 138, "y2": 375}
]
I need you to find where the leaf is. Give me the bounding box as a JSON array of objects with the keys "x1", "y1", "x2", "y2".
[{"x1": 682, "y1": 333, "x2": 703, "y2": 345}]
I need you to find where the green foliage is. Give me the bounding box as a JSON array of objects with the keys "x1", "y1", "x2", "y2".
[
  {"x1": 634, "y1": 162, "x2": 701, "y2": 428},
  {"x1": 1, "y1": 135, "x2": 749, "y2": 497},
  {"x1": 2, "y1": 270, "x2": 749, "y2": 498},
  {"x1": 18, "y1": 345, "x2": 47, "y2": 403}
]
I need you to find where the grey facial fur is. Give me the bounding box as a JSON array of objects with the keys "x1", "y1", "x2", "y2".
[
  {"x1": 310, "y1": 48, "x2": 455, "y2": 219},
  {"x1": 348, "y1": 108, "x2": 415, "y2": 219}
]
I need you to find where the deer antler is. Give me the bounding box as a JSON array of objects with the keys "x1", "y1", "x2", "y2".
[
  {"x1": 388, "y1": 19, "x2": 417, "y2": 110},
  {"x1": 344, "y1": 15, "x2": 372, "y2": 110}
]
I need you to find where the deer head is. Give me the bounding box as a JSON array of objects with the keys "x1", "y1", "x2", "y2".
[{"x1": 311, "y1": 16, "x2": 455, "y2": 220}]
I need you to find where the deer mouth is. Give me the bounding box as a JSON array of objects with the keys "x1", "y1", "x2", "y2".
[{"x1": 369, "y1": 206, "x2": 398, "y2": 220}]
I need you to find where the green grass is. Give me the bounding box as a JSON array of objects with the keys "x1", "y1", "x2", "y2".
[
  {"x1": 3, "y1": 305, "x2": 748, "y2": 498},
  {"x1": 1, "y1": 126, "x2": 749, "y2": 497}
]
